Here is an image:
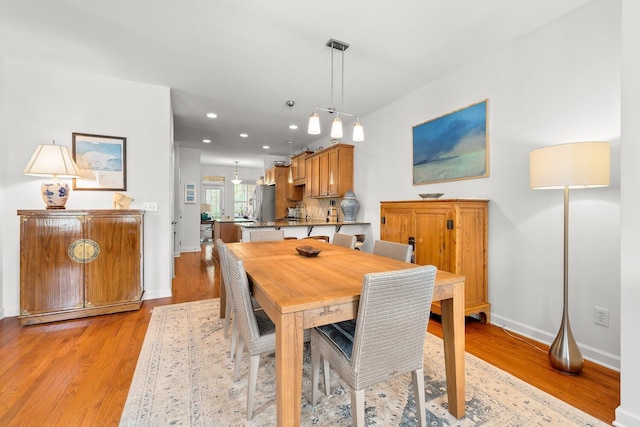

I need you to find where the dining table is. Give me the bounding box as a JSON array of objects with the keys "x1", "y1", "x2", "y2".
[{"x1": 227, "y1": 238, "x2": 466, "y2": 426}]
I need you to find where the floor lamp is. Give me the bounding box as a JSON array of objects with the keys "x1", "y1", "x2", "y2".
[{"x1": 529, "y1": 141, "x2": 610, "y2": 374}]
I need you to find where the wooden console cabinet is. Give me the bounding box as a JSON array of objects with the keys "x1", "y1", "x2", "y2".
[
  {"x1": 17, "y1": 209, "x2": 144, "y2": 326},
  {"x1": 380, "y1": 199, "x2": 490, "y2": 323}
]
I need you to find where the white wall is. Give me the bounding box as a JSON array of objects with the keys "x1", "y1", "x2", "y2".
[
  {"x1": 354, "y1": 0, "x2": 621, "y2": 369},
  {"x1": 0, "y1": 57, "x2": 5, "y2": 318},
  {"x1": 617, "y1": 1, "x2": 640, "y2": 425},
  {"x1": 178, "y1": 146, "x2": 202, "y2": 252},
  {"x1": 0, "y1": 58, "x2": 174, "y2": 315}
]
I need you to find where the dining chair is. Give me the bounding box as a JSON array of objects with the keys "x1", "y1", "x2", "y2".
[
  {"x1": 310, "y1": 265, "x2": 437, "y2": 427},
  {"x1": 249, "y1": 229, "x2": 285, "y2": 241},
  {"x1": 217, "y1": 239, "x2": 261, "y2": 361},
  {"x1": 225, "y1": 248, "x2": 277, "y2": 420},
  {"x1": 331, "y1": 233, "x2": 356, "y2": 249},
  {"x1": 372, "y1": 239, "x2": 413, "y2": 263}
]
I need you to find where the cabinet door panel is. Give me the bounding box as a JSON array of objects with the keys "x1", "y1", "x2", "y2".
[
  {"x1": 84, "y1": 214, "x2": 142, "y2": 306},
  {"x1": 380, "y1": 208, "x2": 412, "y2": 244},
  {"x1": 414, "y1": 208, "x2": 451, "y2": 271},
  {"x1": 20, "y1": 216, "x2": 84, "y2": 314},
  {"x1": 319, "y1": 152, "x2": 330, "y2": 196},
  {"x1": 455, "y1": 207, "x2": 487, "y2": 305}
]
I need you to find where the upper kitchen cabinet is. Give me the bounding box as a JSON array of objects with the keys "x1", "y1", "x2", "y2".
[
  {"x1": 304, "y1": 144, "x2": 354, "y2": 198},
  {"x1": 291, "y1": 151, "x2": 312, "y2": 186}
]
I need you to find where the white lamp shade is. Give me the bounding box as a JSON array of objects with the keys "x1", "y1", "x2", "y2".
[
  {"x1": 530, "y1": 141, "x2": 610, "y2": 189},
  {"x1": 23, "y1": 143, "x2": 82, "y2": 178},
  {"x1": 330, "y1": 117, "x2": 343, "y2": 138},
  {"x1": 308, "y1": 113, "x2": 321, "y2": 135},
  {"x1": 353, "y1": 121, "x2": 364, "y2": 142}
]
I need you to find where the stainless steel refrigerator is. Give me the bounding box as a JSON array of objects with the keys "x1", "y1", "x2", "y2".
[{"x1": 252, "y1": 185, "x2": 276, "y2": 222}]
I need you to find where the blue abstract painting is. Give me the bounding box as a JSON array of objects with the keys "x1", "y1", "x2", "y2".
[{"x1": 413, "y1": 99, "x2": 488, "y2": 185}]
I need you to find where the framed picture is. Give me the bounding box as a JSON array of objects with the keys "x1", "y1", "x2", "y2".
[
  {"x1": 412, "y1": 99, "x2": 489, "y2": 185},
  {"x1": 72, "y1": 133, "x2": 127, "y2": 190},
  {"x1": 184, "y1": 183, "x2": 196, "y2": 204}
]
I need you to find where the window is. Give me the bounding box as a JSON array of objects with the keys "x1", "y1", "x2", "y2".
[{"x1": 233, "y1": 182, "x2": 256, "y2": 218}]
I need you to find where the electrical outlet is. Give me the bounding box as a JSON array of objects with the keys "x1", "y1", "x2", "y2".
[
  {"x1": 594, "y1": 306, "x2": 610, "y2": 327},
  {"x1": 143, "y1": 202, "x2": 158, "y2": 211}
]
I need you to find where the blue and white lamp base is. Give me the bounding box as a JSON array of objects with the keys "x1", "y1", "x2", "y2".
[{"x1": 41, "y1": 179, "x2": 70, "y2": 209}]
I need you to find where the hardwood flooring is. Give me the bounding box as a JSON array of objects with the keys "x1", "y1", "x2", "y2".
[{"x1": 0, "y1": 245, "x2": 619, "y2": 425}]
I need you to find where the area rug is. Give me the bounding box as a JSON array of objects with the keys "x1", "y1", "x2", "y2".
[{"x1": 120, "y1": 299, "x2": 607, "y2": 426}]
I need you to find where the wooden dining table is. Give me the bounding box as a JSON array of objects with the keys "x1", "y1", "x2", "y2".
[{"x1": 227, "y1": 239, "x2": 466, "y2": 426}]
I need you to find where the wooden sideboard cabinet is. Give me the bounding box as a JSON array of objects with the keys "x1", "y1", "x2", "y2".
[
  {"x1": 305, "y1": 144, "x2": 354, "y2": 198},
  {"x1": 380, "y1": 199, "x2": 490, "y2": 323},
  {"x1": 17, "y1": 209, "x2": 144, "y2": 326}
]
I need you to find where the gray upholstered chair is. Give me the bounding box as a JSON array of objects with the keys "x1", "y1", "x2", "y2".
[
  {"x1": 310, "y1": 265, "x2": 437, "y2": 427},
  {"x1": 372, "y1": 239, "x2": 413, "y2": 263},
  {"x1": 331, "y1": 233, "x2": 356, "y2": 249},
  {"x1": 216, "y1": 239, "x2": 236, "y2": 356},
  {"x1": 217, "y1": 239, "x2": 263, "y2": 361},
  {"x1": 225, "y1": 248, "x2": 311, "y2": 419},
  {"x1": 249, "y1": 229, "x2": 285, "y2": 241},
  {"x1": 225, "y1": 249, "x2": 277, "y2": 420}
]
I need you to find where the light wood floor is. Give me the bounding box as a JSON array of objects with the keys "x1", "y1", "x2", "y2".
[{"x1": 0, "y1": 245, "x2": 619, "y2": 425}]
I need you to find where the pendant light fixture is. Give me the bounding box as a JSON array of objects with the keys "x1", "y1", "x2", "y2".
[
  {"x1": 231, "y1": 161, "x2": 242, "y2": 185},
  {"x1": 286, "y1": 100, "x2": 295, "y2": 184},
  {"x1": 308, "y1": 38, "x2": 364, "y2": 142}
]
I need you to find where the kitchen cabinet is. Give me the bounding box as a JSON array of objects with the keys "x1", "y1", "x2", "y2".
[
  {"x1": 264, "y1": 166, "x2": 277, "y2": 185},
  {"x1": 265, "y1": 165, "x2": 298, "y2": 217},
  {"x1": 291, "y1": 151, "x2": 312, "y2": 186},
  {"x1": 17, "y1": 209, "x2": 144, "y2": 326},
  {"x1": 305, "y1": 144, "x2": 354, "y2": 198},
  {"x1": 285, "y1": 165, "x2": 303, "y2": 201},
  {"x1": 380, "y1": 199, "x2": 490, "y2": 323}
]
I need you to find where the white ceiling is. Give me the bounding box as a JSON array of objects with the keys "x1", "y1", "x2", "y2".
[{"x1": 0, "y1": 0, "x2": 592, "y2": 168}]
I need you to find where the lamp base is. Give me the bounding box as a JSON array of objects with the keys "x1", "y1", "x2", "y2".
[
  {"x1": 41, "y1": 180, "x2": 70, "y2": 210},
  {"x1": 548, "y1": 311, "x2": 583, "y2": 374}
]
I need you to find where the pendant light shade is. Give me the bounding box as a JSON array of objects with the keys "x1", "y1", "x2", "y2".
[
  {"x1": 231, "y1": 161, "x2": 242, "y2": 185},
  {"x1": 353, "y1": 120, "x2": 364, "y2": 142},
  {"x1": 330, "y1": 116, "x2": 343, "y2": 138},
  {"x1": 308, "y1": 38, "x2": 364, "y2": 142},
  {"x1": 308, "y1": 112, "x2": 321, "y2": 135}
]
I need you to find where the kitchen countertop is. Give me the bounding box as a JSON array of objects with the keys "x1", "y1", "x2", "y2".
[
  {"x1": 215, "y1": 218, "x2": 255, "y2": 223},
  {"x1": 238, "y1": 219, "x2": 370, "y2": 228}
]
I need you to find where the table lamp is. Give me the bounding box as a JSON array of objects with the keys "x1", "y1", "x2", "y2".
[
  {"x1": 529, "y1": 141, "x2": 610, "y2": 374},
  {"x1": 23, "y1": 141, "x2": 83, "y2": 209}
]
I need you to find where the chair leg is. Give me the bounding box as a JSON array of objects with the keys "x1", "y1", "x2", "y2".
[
  {"x1": 224, "y1": 299, "x2": 232, "y2": 338},
  {"x1": 412, "y1": 368, "x2": 427, "y2": 427},
  {"x1": 233, "y1": 339, "x2": 245, "y2": 382},
  {"x1": 230, "y1": 319, "x2": 238, "y2": 361},
  {"x1": 311, "y1": 343, "x2": 321, "y2": 405},
  {"x1": 246, "y1": 354, "x2": 260, "y2": 420},
  {"x1": 322, "y1": 357, "x2": 330, "y2": 396},
  {"x1": 351, "y1": 388, "x2": 365, "y2": 427}
]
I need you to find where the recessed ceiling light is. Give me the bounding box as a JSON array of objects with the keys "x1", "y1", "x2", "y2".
[
  {"x1": 289, "y1": 124, "x2": 298, "y2": 130},
  {"x1": 240, "y1": 133, "x2": 248, "y2": 138},
  {"x1": 206, "y1": 113, "x2": 217, "y2": 118},
  {"x1": 203, "y1": 139, "x2": 211, "y2": 143},
  {"x1": 263, "y1": 145, "x2": 270, "y2": 149}
]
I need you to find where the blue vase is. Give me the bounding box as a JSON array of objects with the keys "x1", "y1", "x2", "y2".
[{"x1": 340, "y1": 189, "x2": 360, "y2": 222}]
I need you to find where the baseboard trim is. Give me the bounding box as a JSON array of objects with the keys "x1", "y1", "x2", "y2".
[{"x1": 490, "y1": 313, "x2": 620, "y2": 371}]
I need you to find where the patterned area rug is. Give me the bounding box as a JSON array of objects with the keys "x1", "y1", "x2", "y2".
[{"x1": 120, "y1": 299, "x2": 607, "y2": 426}]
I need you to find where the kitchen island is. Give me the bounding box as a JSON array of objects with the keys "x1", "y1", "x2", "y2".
[{"x1": 237, "y1": 219, "x2": 370, "y2": 243}]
